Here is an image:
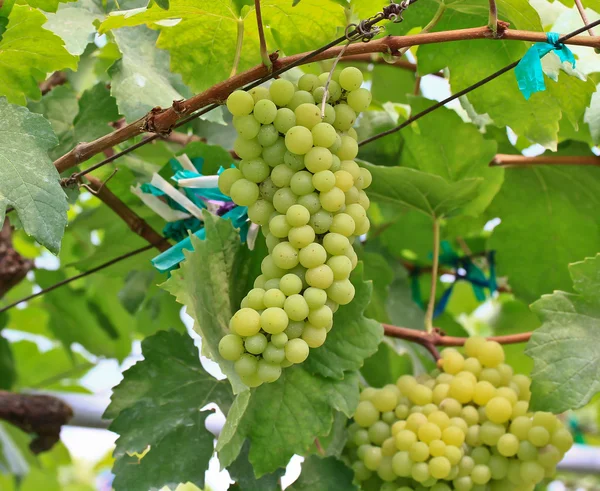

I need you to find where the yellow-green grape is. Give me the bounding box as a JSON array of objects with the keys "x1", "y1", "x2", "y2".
[
  {"x1": 290, "y1": 170, "x2": 315, "y2": 196},
  {"x1": 260, "y1": 307, "x2": 289, "y2": 334},
  {"x1": 319, "y1": 187, "x2": 345, "y2": 212},
  {"x1": 295, "y1": 103, "x2": 321, "y2": 129},
  {"x1": 284, "y1": 294, "x2": 309, "y2": 321},
  {"x1": 233, "y1": 114, "x2": 261, "y2": 139},
  {"x1": 229, "y1": 308, "x2": 261, "y2": 336},
  {"x1": 312, "y1": 122, "x2": 337, "y2": 147},
  {"x1": 309, "y1": 210, "x2": 333, "y2": 234},
  {"x1": 257, "y1": 359, "x2": 282, "y2": 382},
  {"x1": 253, "y1": 99, "x2": 277, "y2": 124},
  {"x1": 271, "y1": 164, "x2": 295, "y2": 188},
  {"x1": 241, "y1": 158, "x2": 270, "y2": 183},
  {"x1": 234, "y1": 136, "x2": 263, "y2": 160},
  {"x1": 306, "y1": 264, "x2": 334, "y2": 289},
  {"x1": 305, "y1": 147, "x2": 333, "y2": 173},
  {"x1": 299, "y1": 243, "x2": 327, "y2": 269},
  {"x1": 245, "y1": 333, "x2": 268, "y2": 355},
  {"x1": 307, "y1": 305, "x2": 333, "y2": 328},
  {"x1": 285, "y1": 126, "x2": 313, "y2": 154},
  {"x1": 274, "y1": 108, "x2": 296, "y2": 134},
  {"x1": 303, "y1": 287, "x2": 327, "y2": 309},
  {"x1": 218, "y1": 167, "x2": 243, "y2": 195},
  {"x1": 247, "y1": 200, "x2": 274, "y2": 226},
  {"x1": 249, "y1": 86, "x2": 271, "y2": 102},
  {"x1": 333, "y1": 104, "x2": 356, "y2": 131},
  {"x1": 286, "y1": 204, "x2": 310, "y2": 226},
  {"x1": 262, "y1": 137, "x2": 287, "y2": 166},
  {"x1": 302, "y1": 323, "x2": 327, "y2": 348},
  {"x1": 234, "y1": 353, "x2": 258, "y2": 377},
  {"x1": 329, "y1": 213, "x2": 355, "y2": 237},
  {"x1": 327, "y1": 255, "x2": 353, "y2": 280},
  {"x1": 280, "y1": 273, "x2": 303, "y2": 296},
  {"x1": 273, "y1": 187, "x2": 297, "y2": 214},
  {"x1": 269, "y1": 78, "x2": 295, "y2": 106},
  {"x1": 269, "y1": 214, "x2": 291, "y2": 238},
  {"x1": 298, "y1": 73, "x2": 320, "y2": 92},
  {"x1": 218, "y1": 334, "x2": 245, "y2": 361},
  {"x1": 226, "y1": 90, "x2": 254, "y2": 116},
  {"x1": 288, "y1": 224, "x2": 315, "y2": 249},
  {"x1": 284, "y1": 338, "x2": 309, "y2": 363},
  {"x1": 336, "y1": 135, "x2": 359, "y2": 160},
  {"x1": 347, "y1": 87, "x2": 372, "y2": 112},
  {"x1": 312, "y1": 170, "x2": 336, "y2": 192},
  {"x1": 271, "y1": 242, "x2": 299, "y2": 269},
  {"x1": 339, "y1": 66, "x2": 364, "y2": 91}
]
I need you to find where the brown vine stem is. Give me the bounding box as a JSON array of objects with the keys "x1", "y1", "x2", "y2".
[
  {"x1": 382, "y1": 325, "x2": 532, "y2": 349},
  {"x1": 52, "y1": 27, "x2": 600, "y2": 175},
  {"x1": 424, "y1": 219, "x2": 440, "y2": 334},
  {"x1": 574, "y1": 0, "x2": 597, "y2": 37},
  {"x1": 488, "y1": 0, "x2": 498, "y2": 37},
  {"x1": 85, "y1": 175, "x2": 171, "y2": 253},
  {"x1": 254, "y1": 0, "x2": 272, "y2": 69},
  {"x1": 490, "y1": 154, "x2": 600, "y2": 167}
]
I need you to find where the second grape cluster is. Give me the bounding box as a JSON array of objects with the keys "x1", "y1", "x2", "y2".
[{"x1": 218, "y1": 67, "x2": 372, "y2": 387}]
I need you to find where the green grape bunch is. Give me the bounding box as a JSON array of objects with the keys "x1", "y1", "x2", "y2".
[
  {"x1": 217, "y1": 67, "x2": 373, "y2": 387},
  {"x1": 345, "y1": 337, "x2": 574, "y2": 491}
]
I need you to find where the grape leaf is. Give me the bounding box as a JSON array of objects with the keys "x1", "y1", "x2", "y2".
[
  {"x1": 106, "y1": 330, "x2": 233, "y2": 491},
  {"x1": 99, "y1": 0, "x2": 345, "y2": 93},
  {"x1": 304, "y1": 264, "x2": 383, "y2": 379},
  {"x1": 110, "y1": 26, "x2": 189, "y2": 122},
  {"x1": 360, "y1": 341, "x2": 412, "y2": 388},
  {"x1": 26, "y1": 0, "x2": 75, "y2": 13},
  {"x1": 73, "y1": 82, "x2": 120, "y2": 142},
  {"x1": 0, "y1": 5, "x2": 77, "y2": 104},
  {"x1": 487, "y1": 142, "x2": 600, "y2": 302},
  {"x1": 228, "y1": 441, "x2": 284, "y2": 491},
  {"x1": 28, "y1": 85, "x2": 79, "y2": 161},
  {"x1": 526, "y1": 254, "x2": 600, "y2": 413},
  {"x1": 217, "y1": 367, "x2": 359, "y2": 476},
  {"x1": 162, "y1": 212, "x2": 263, "y2": 395},
  {"x1": 44, "y1": 0, "x2": 104, "y2": 55},
  {"x1": 400, "y1": 97, "x2": 500, "y2": 216},
  {"x1": 360, "y1": 162, "x2": 483, "y2": 219},
  {"x1": 288, "y1": 456, "x2": 358, "y2": 491},
  {"x1": 0, "y1": 98, "x2": 68, "y2": 254}
]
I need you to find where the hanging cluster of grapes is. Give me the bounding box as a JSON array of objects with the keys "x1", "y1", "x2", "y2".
[
  {"x1": 345, "y1": 337, "x2": 574, "y2": 490},
  {"x1": 217, "y1": 67, "x2": 373, "y2": 387}
]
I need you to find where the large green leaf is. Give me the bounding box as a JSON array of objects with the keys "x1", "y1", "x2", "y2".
[
  {"x1": 304, "y1": 264, "x2": 383, "y2": 379},
  {"x1": 228, "y1": 442, "x2": 284, "y2": 491},
  {"x1": 416, "y1": 9, "x2": 596, "y2": 149},
  {"x1": 0, "y1": 5, "x2": 77, "y2": 104},
  {"x1": 110, "y1": 26, "x2": 190, "y2": 122},
  {"x1": 72, "y1": 83, "x2": 120, "y2": 142},
  {"x1": 526, "y1": 255, "x2": 600, "y2": 413},
  {"x1": 217, "y1": 367, "x2": 358, "y2": 476},
  {"x1": 360, "y1": 340, "x2": 412, "y2": 388},
  {"x1": 487, "y1": 142, "x2": 600, "y2": 302},
  {"x1": 163, "y1": 213, "x2": 264, "y2": 395},
  {"x1": 44, "y1": 0, "x2": 104, "y2": 55},
  {"x1": 28, "y1": 85, "x2": 79, "y2": 161},
  {"x1": 0, "y1": 98, "x2": 68, "y2": 254},
  {"x1": 99, "y1": 0, "x2": 345, "y2": 92},
  {"x1": 400, "y1": 97, "x2": 500, "y2": 216},
  {"x1": 288, "y1": 456, "x2": 359, "y2": 491},
  {"x1": 360, "y1": 162, "x2": 483, "y2": 219},
  {"x1": 106, "y1": 330, "x2": 233, "y2": 491}
]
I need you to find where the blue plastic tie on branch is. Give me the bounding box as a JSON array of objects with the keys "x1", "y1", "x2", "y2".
[{"x1": 515, "y1": 32, "x2": 576, "y2": 100}]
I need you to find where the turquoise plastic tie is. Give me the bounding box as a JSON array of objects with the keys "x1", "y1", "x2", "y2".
[{"x1": 515, "y1": 32, "x2": 576, "y2": 100}]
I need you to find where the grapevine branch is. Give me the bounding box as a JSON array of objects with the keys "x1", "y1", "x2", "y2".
[
  {"x1": 491, "y1": 154, "x2": 600, "y2": 167},
  {"x1": 383, "y1": 324, "x2": 532, "y2": 349},
  {"x1": 359, "y1": 18, "x2": 600, "y2": 147},
  {"x1": 84, "y1": 175, "x2": 171, "y2": 253},
  {"x1": 0, "y1": 391, "x2": 73, "y2": 453},
  {"x1": 52, "y1": 26, "x2": 600, "y2": 176}
]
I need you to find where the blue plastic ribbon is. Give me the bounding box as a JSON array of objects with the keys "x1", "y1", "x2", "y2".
[
  {"x1": 515, "y1": 32, "x2": 576, "y2": 100},
  {"x1": 151, "y1": 206, "x2": 249, "y2": 273}
]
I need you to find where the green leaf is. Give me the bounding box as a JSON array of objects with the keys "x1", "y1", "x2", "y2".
[
  {"x1": 360, "y1": 161, "x2": 483, "y2": 219},
  {"x1": 304, "y1": 264, "x2": 383, "y2": 379},
  {"x1": 0, "y1": 321, "x2": 15, "y2": 390},
  {"x1": 26, "y1": 0, "x2": 75, "y2": 13},
  {"x1": 289, "y1": 455, "x2": 358, "y2": 491},
  {"x1": 44, "y1": 0, "x2": 104, "y2": 55},
  {"x1": 489, "y1": 299, "x2": 538, "y2": 374},
  {"x1": 36, "y1": 269, "x2": 133, "y2": 360},
  {"x1": 216, "y1": 389, "x2": 251, "y2": 469},
  {"x1": 73, "y1": 83, "x2": 121, "y2": 142},
  {"x1": 0, "y1": 5, "x2": 77, "y2": 104},
  {"x1": 360, "y1": 341, "x2": 412, "y2": 388},
  {"x1": 400, "y1": 97, "x2": 500, "y2": 216},
  {"x1": 99, "y1": 0, "x2": 345, "y2": 93},
  {"x1": 218, "y1": 367, "x2": 359, "y2": 476},
  {"x1": 0, "y1": 98, "x2": 68, "y2": 254},
  {"x1": 106, "y1": 330, "x2": 233, "y2": 491},
  {"x1": 28, "y1": 85, "x2": 79, "y2": 161},
  {"x1": 163, "y1": 213, "x2": 263, "y2": 395},
  {"x1": 228, "y1": 441, "x2": 284, "y2": 491},
  {"x1": 110, "y1": 26, "x2": 189, "y2": 122},
  {"x1": 371, "y1": 64, "x2": 416, "y2": 106},
  {"x1": 487, "y1": 143, "x2": 600, "y2": 302},
  {"x1": 526, "y1": 254, "x2": 600, "y2": 413}
]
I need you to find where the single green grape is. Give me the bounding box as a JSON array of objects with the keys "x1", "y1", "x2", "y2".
[
  {"x1": 226, "y1": 90, "x2": 254, "y2": 116},
  {"x1": 218, "y1": 334, "x2": 244, "y2": 361}
]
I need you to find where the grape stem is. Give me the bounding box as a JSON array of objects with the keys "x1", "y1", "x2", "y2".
[
  {"x1": 383, "y1": 325, "x2": 532, "y2": 359},
  {"x1": 254, "y1": 0, "x2": 273, "y2": 69},
  {"x1": 314, "y1": 438, "x2": 325, "y2": 456},
  {"x1": 574, "y1": 0, "x2": 597, "y2": 37},
  {"x1": 488, "y1": 0, "x2": 499, "y2": 38},
  {"x1": 424, "y1": 219, "x2": 440, "y2": 334}
]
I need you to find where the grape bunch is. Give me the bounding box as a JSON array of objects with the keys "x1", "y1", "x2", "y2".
[
  {"x1": 345, "y1": 337, "x2": 574, "y2": 490},
  {"x1": 217, "y1": 67, "x2": 372, "y2": 387}
]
